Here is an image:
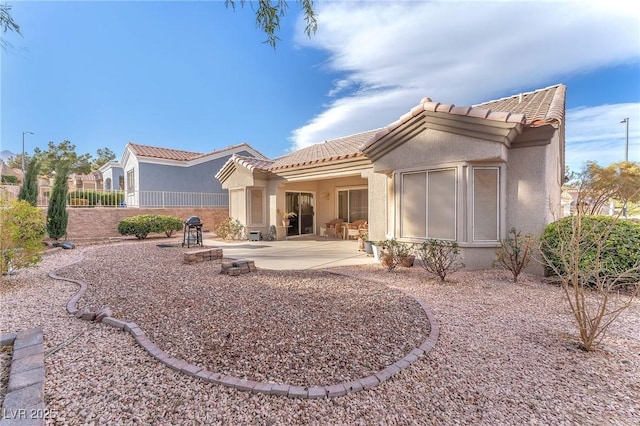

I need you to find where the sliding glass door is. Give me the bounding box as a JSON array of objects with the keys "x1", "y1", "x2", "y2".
[{"x1": 285, "y1": 192, "x2": 315, "y2": 236}]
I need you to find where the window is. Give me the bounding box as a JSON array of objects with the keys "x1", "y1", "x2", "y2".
[
  {"x1": 337, "y1": 188, "x2": 368, "y2": 222},
  {"x1": 126, "y1": 169, "x2": 135, "y2": 193},
  {"x1": 249, "y1": 188, "x2": 265, "y2": 225},
  {"x1": 473, "y1": 167, "x2": 499, "y2": 241},
  {"x1": 400, "y1": 169, "x2": 456, "y2": 240}
]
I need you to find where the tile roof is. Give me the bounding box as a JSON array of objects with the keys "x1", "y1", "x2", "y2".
[
  {"x1": 362, "y1": 84, "x2": 566, "y2": 151},
  {"x1": 128, "y1": 143, "x2": 203, "y2": 161},
  {"x1": 270, "y1": 129, "x2": 380, "y2": 170},
  {"x1": 473, "y1": 84, "x2": 566, "y2": 126},
  {"x1": 230, "y1": 154, "x2": 274, "y2": 172}
]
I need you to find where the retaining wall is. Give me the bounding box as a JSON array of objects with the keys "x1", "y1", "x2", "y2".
[{"x1": 59, "y1": 207, "x2": 229, "y2": 240}]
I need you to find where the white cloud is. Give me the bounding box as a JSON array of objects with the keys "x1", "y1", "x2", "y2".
[
  {"x1": 290, "y1": 1, "x2": 640, "y2": 150},
  {"x1": 566, "y1": 103, "x2": 640, "y2": 172}
]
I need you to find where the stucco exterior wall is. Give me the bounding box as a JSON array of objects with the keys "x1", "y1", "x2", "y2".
[{"x1": 372, "y1": 129, "x2": 508, "y2": 173}]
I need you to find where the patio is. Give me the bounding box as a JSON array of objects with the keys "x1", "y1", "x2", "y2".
[{"x1": 202, "y1": 235, "x2": 379, "y2": 270}]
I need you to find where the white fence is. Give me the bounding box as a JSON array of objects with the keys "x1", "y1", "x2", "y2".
[{"x1": 0, "y1": 186, "x2": 228, "y2": 208}]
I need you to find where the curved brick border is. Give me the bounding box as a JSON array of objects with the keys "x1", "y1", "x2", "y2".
[
  {"x1": 0, "y1": 327, "x2": 46, "y2": 426},
  {"x1": 49, "y1": 250, "x2": 440, "y2": 398}
]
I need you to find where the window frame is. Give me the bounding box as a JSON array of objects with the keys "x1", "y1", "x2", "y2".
[
  {"x1": 471, "y1": 166, "x2": 500, "y2": 242},
  {"x1": 126, "y1": 169, "x2": 135, "y2": 194},
  {"x1": 335, "y1": 186, "x2": 368, "y2": 223},
  {"x1": 399, "y1": 167, "x2": 457, "y2": 241},
  {"x1": 248, "y1": 187, "x2": 266, "y2": 227}
]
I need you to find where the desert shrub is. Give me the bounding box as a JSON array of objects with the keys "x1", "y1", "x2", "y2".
[
  {"x1": 494, "y1": 227, "x2": 533, "y2": 283},
  {"x1": 1, "y1": 199, "x2": 46, "y2": 274},
  {"x1": 67, "y1": 190, "x2": 100, "y2": 206},
  {"x1": 157, "y1": 215, "x2": 183, "y2": 237},
  {"x1": 377, "y1": 238, "x2": 410, "y2": 272},
  {"x1": 415, "y1": 239, "x2": 465, "y2": 281},
  {"x1": 539, "y1": 213, "x2": 640, "y2": 351},
  {"x1": 117, "y1": 214, "x2": 183, "y2": 239},
  {"x1": 541, "y1": 215, "x2": 640, "y2": 286},
  {"x1": 214, "y1": 217, "x2": 245, "y2": 240}
]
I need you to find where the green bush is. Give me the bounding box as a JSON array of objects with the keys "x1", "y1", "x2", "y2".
[
  {"x1": 2, "y1": 175, "x2": 18, "y2": 184},
  {"x1": 376, "y1": 238, "x2": 411, "y2": 272},
  {"x1": 214, "y1": 217, "x2": 244, "y2": 240},
  {"x1": 100, "y1": 191, "x2": 124, "y2": 206},
  {"x1": 541, "y1": 215, "x2": 640, "y2": 285},
  {"x1": 415, "y1": 239, "x2": 465, "y2": 282},
  {"x1": 67, "y1": 190, "x2": 100, "y2": 206},
  {"x1": 1, "y1": 199, "x2": 47, "y2": 274},
  {"x1": 117, "y1": 214, "x2": 183, "y2": 239}
]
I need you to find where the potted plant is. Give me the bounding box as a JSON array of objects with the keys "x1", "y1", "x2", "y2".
[
  {"x1": 357, "y1": 230, "x2": 367, "y2": 251},
  {"x1": 281, "y1": 211, "x2": 297, "y2": 227}
]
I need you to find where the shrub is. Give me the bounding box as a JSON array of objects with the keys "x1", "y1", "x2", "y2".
[
  {"x1": 67, "y1": 190, "x2": 100, "y2": 206},
  {"x1": 17, "y1": 159, "x2": 39, "y2": 206},
  {"x1": 415, "y1": 239, "x2": 465, "y2": 282},
  {"x1": 1, "y1": 199, "x2": 46, "y2": 274},
  {"x1": 377, "y1": 238, "x2": 410, "y2": 272},
  {"x1": 47, "y1": 166, "x2": 69, "y2": 240},
  {"x1": 541, "y1": 215, "x2": 640, "y2": 286},
  {"x1": 539, "y1": 213, "x2": 640, "y2": 351},
  {"x1": 1, "y1": 175, "x2": 18, "y2": 184},
  {"x1": 117, "y1": 214, "x2": 183, "y2": 239},
  {"x1": 494, "y1": 227, "x2": 533, "y2": 283},
  {"x1": 100, "y1": 191, "x2": 124, "y2": 206},
  {"x1": 214, "y1": 217, "x2": 245, "y2": 240}
]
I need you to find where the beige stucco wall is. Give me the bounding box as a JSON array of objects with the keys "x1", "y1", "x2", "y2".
[
  {"x1": 220, "y1": 166, "x2": 255, "y2": 190},
  {"x1": 373, "y1": 129, "x2": 508, "y2": 173}
]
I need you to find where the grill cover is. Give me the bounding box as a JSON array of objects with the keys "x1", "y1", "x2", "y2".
[{"x1": 184, "y1": 216, "x2": 202, "y2": 226}]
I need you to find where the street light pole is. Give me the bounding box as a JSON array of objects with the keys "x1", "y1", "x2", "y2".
[
  {"x1": 21, "y1": 131, "x2": 34, "y2": 174},
  {"x1": 620, "y1": 118, "x2": 629, "y2": 162},
  {"x1": 619, "y1": 118, "x2": 629, "y2": 217}
]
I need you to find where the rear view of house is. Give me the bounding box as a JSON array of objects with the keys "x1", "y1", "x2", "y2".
[{"x1": 216, "y1": 84, "x2": 566, "y2": 271}]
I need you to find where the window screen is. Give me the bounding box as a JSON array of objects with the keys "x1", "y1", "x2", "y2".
[
  {"x1": 250, "y1": 189, "x2": 264, "y2": 225},
  {"x1": 473, "y1": 168, "x2": 499, "y2": 241}
]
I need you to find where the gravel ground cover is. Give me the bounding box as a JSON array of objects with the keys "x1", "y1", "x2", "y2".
[
  {"x1": 54, "y1": 243, "x2": 431, "y2": 386},
  {"x1": 1, "y1": 240, "x2": 639, "y2": 425}
]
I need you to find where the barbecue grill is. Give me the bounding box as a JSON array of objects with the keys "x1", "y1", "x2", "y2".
[{"x1": 182, "y1": 216, "x2": 203, "y2": 248}]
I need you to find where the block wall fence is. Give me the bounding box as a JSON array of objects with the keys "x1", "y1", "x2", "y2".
[{"x1": 55, "y1": 207, "x2": 229, "y2": 240}]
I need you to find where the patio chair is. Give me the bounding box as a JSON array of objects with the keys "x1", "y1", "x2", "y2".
[
  {"x1": 324, "y1": 219, "x2": 344, "y2": 239},
  {"x1": 345, "y1": 219, "x2": 367, "y2": 240}
]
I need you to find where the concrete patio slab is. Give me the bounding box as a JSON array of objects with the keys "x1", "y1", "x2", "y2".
[{"x1": 201, "y1": 236, "x2": 379, "y2": 270}]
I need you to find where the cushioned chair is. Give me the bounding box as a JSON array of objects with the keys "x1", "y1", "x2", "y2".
[
  {"x1": 325, "y1": 219, "x2": 344, "y2": 239},
  {"x1": 345, "y1": 219, "x2": 367, "y2": 240}
]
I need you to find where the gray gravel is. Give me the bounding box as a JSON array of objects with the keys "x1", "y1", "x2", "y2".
[{"x1": 1, "y1": 240, "x2": 639, "y2": 425}]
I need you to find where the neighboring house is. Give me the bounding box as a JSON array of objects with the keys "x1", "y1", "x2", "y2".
[
  {"x1": 97, "y1": 161, "x2": 125, "y2": 192},
  {"x1": 216, "y1": 84, "x2": 566, "y2": 270},
  {"x1": 118, "y1": 142, "x2": 265, "y2": 207}
]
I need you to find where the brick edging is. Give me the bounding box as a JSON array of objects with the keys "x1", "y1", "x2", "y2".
[
  {"x1": 49, "y1": 250, "x2": 440, "y2": 399},
  {"x1": 0, "y1": 327, "x2": 46, "y2": 425}
]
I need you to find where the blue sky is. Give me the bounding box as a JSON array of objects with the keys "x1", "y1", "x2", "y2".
[{"x1": 1, "y1": 0, "x2": 639, "y2": 173}]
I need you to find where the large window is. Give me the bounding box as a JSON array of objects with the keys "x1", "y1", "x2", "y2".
[
  {"x1": 337, "y1": 188, "x2": 368, "y2": 223},
  {"x1": 473, "y1": 167, "x2": 499, "y2": 241},
  {"x1": 399, "y1": 166, "x2": 500, "y2": 243},
  {"x1": 400, "y1": 169, "x2": 456, "y2": 240},
  {"x1": 249, "y1": 188, "x2": 265, "y2": 226},
  {"x1": 126, "y1": 169, "x2": 135, "y2": 193}
]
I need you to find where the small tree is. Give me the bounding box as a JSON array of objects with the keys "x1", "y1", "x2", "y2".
[
  {"x1": 540, "y1": 213, "x2": 640, "y2": 351},
  {"x1": 494, "y1": 227, "x2": 533, "y2": 283},
  {"x1": 1, "y1": 199, "x2": 46, "y2": 275},
  {"x1": 415, "y1": 239, "x2": 465, "y2": 282},
  {"x1": 17, "y1": 159, "x2": 40, "y2": 206},
  {"x1": 46, "y1": 165, "x2": 70, "y2": 240}
]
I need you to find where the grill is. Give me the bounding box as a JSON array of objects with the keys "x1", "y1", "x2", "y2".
[{"x1": 182, "y1": 216, "x2": 203, "y2": 248}]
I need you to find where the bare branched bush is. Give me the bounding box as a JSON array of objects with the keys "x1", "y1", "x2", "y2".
[
  {"x1": 540, "y1": 213, "x2": 640, "y2": 351},
  {"x1": 494, "y1": 227, "x2": 533, "y2": 283},
  {"x1": 415, "y1": 240, "x2": 464, "y2": 282}
]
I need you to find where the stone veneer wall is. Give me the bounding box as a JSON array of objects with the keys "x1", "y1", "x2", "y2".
[{"x1": 59, "y1": 207, "x2": 229, "y2": 240}]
